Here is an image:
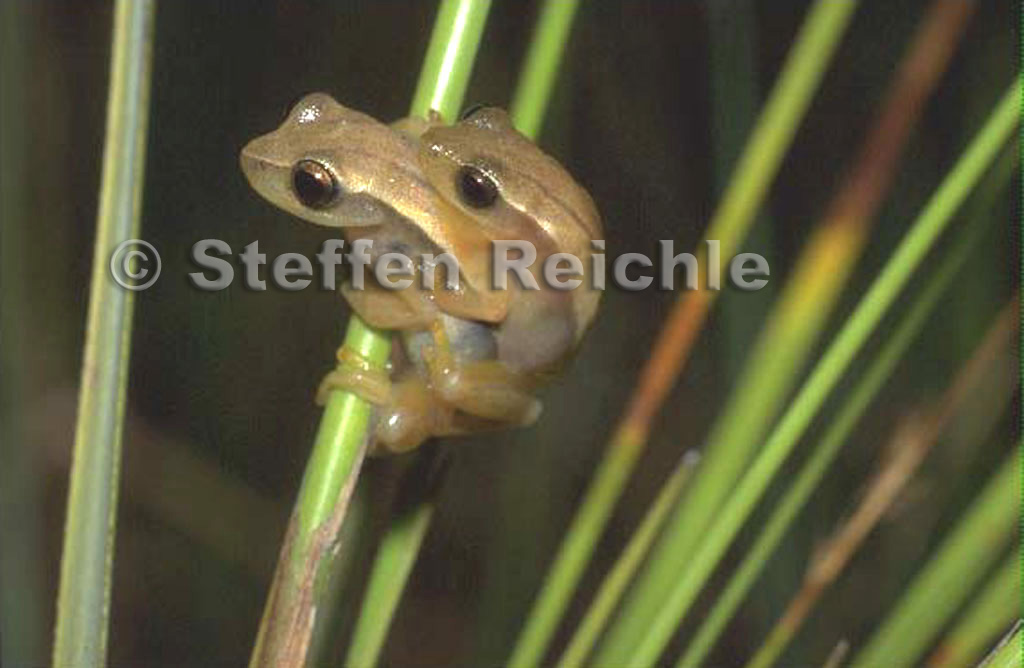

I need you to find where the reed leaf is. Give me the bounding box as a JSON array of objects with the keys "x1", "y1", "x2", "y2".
[
  {"x1": 614, "y1": 78, "x2": 1018, "y2": 667},
  {"x1": 745, "y1": 297, "x2": 1018, "y2": 668},
  {"x1": 607, "y1": 3, "x2": 973, "y2": 658},
  {"x1": 928, "y1": 551, "x2": 1019, "y2": 667},
  {"x1": 509, "y1": 0, "x2": 581, "y2": 139},
  {"x1": 556, "y1": 454, "x2": 699, "y2": 668},
  {"x1": 346, "y1": 1, "x2": 578, "y2": 664},
  {"x1": 978, "y1": 623, "x2": 1023, "y2": 668},
  {"x1": 51, "y1": 2, "x2": 156, "y2": 665},
  {"x1": 345, "y1": 447, "x2": 448, "y2": 668},
  {"x1": 525, "y1": 4, "x2": 858, "y2": 664},
  {"x1": 249, "y1": 1, "x2": 491, "y2": 666},
  {"x1": 676, "y1": 150, "x2": 1013, "y2": 668},
  {"x1": 850, "y1": 446, "x2": 1020, "y2": 668}
]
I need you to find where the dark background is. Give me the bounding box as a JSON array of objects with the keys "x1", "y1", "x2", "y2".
[{"x1": 2, "y1": 1, "x2": 1018, "y2": 666}]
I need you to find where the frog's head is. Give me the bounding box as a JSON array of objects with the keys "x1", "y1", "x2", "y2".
[
  {"x1": 419, "y1": 107, "x2": 602, "y2": 245},
  {"x1": 241, "y1": 94, "x2": 513, "y2": 311},
  {"x1": 241, "y1": 93, "x2": 437, "y2": 230}
]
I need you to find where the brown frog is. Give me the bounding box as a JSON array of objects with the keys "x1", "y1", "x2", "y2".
[{"x1": 240, "y1": 93, "x2": 602, "y2": 453}]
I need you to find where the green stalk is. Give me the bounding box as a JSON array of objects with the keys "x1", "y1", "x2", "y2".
[
  {"x1": 409, "y1": 0, "x2": 493, "y2": 121},
  {"x1": 555, "y1": 454, "x2": 698, "y2": 668},
  {"x1": 344, "y1": 500, "x2": 435, "y2": 668},
  {"x1": 708, "y1": 0, "x2": 776, "y2": 381},
  {"x1": 249, "y1": 1, "x2": 491, "y2": 666},
  {"x1": 250, "y1": 319, "x2": 389, "y2": 668},
  {"x1": 345, "y1": 2, "x2": 577, "y2": 664},
  {"x1": 536, "y1": 3, "x2": 857, "y2": 664},
  {"x1": 979, "y1": 624, "x2": 1023, "y2": 668},
  {"x1": 345, "y1": 448, "x2": 447, "y2": 667},
  {"x1": 744, "y1": 301, "x2": 1016, "y2": 668},
  {"x1": 928, "y1": 551, "x2": 1019, "y2": 667},
  {"x1": 603, "y1": 1, "x2": 972, "y2": 658},
  {"x1": 675, "y1": 176, "x2": 1006, "y2": 668},
  {"x1": 617, "y1": 80, "x2": 1019, "y2": 668},
  {"x1": 52, "y1": 1, "x2": 156, "y2": 666},
  {"x1": 508, "y1": 0, "x2": 581, "y2": 139},
  {"x1": 850, "y1": 447, "x2": 1019, "y2": 668}
]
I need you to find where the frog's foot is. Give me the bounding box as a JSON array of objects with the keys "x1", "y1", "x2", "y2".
[
  {"x1": 430, "y1": 358, "x2": 541, "y2": 427},
  {"x1": 420, "y1": 319, "x2": 541, "y2": 427},
  {"x1": 373, "y1": 376, "x2": 451, "y2": 454},
  {"x1": 315, "y1": 345, "x2": 392, "y2": 406}
]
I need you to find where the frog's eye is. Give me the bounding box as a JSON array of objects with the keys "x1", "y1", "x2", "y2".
[
  {"x1": 292, "y1": 160, "x2": 338, "y2": 209},
  {"x1": 456, "y1": 165, "x2": 499, "y2": 209}
]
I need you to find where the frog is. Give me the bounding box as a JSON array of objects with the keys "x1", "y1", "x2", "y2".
[{"x1": 240, "y1": 93, "x2": 602, "y2": 453}]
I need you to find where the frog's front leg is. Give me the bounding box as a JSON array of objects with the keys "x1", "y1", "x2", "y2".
[
  {"x1": 315, "y1": 345, "x2": 392, "y2": 406},
  {"x1": 340, "y1": 283, "x2": 436, "y2": 330},
  {"x1": 316, "y1": 347, "x2": 453, "y2": 454},
  {"x1": 422, "y1": 321, "x2": 542, "y2": 428}
]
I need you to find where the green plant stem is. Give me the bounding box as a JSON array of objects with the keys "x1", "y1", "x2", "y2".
[
  {"x1": 51, "y1": 2, "x2": 155, "y2": 666},
  {"x1": 850, "y1": 447, "x2": 1020, "y2": 668},
  {"x1": 675, "y1": 179, "x2": 1005, "y2": 668},
  {"x1": 409, "y1": 0, "x2": 493, "y2": 121},
  {"x1": 617, "y1": 79, "x2": 1019, "y2": 668},
  {"x1": 555, "y1": 454, "x2": 698, "y2": 668},
  {"x1": 534, "y1": 4, "x2": 857, "y2": 665},
  {"x1": 344, "y1": 1, "x2": 578, "y2": 664},
  {"x1": 345, "y1": 448, "x2": 447, "y2": 667},
  {"x1": 250, "y1": 320, "x2": 389, "y2": 668},
  {"x1": 979, "y1": 623, "x2": 1023, "y2": 668},
  {"x1": 511, "y1": 424, "x2": 641, "y2": 667},
  {"x1": 345, "y1": 500, "x2": 435, "y2": 668},
  {"x1": 709, "y1": 0, "x2": 775, "y2": 381},
  {"x1": 745, "y1": 299, "x2": 1017, "y2": 668},
  {"x1": 928, "y1": 550, "x2": 1019, "y2": 667},
  {"x1": 603, "y1": 2, "x2": 973, "y2": 659},
  {"x1": 249, "y1": 2, "x2": 491, "y2": 666},
  {"x1": 509, "y1": 0, "x2": 580, "y2": 138}
]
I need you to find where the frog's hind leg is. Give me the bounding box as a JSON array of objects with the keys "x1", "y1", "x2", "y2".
[
  {"x1": 432, "y1": 360, "x2": 542, "y2": 427},
  {"x1": 421, "y1": 321, "x2": 541, "y2": 428}
]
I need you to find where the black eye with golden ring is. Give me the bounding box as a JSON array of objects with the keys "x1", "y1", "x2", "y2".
[
  {"x1": 456, "y1": 165, "x2": 499, "y2": 209},
  {"x1": 292, "y1": 160, "x2": 338, "y2": 209}
]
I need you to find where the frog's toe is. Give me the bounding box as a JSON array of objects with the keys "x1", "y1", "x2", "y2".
[
  {"x1": 520, "y1": 399, "x2": 542, "y2": 427},
  {"x1": 373, "y1": 378, "x2": 448, "y2": 454},
  {"x1": 315, "y1": 364, "x2": 391, "y2": 406}
]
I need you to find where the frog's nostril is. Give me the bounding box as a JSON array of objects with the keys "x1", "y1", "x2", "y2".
[{"x1": 239, "y1": 151, "x2": 264, "y2": 186}]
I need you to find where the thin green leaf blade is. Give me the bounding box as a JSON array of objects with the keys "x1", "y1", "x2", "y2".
[
  {"x1": 53, "y1": 1, "x2": 156, "y2": 666},
  {"x1": 622, "y1": 79, "x2": 1019, "y2": 668}
]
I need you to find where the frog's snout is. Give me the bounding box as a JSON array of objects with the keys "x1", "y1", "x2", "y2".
[
  {"x1": 239, "y1": 134, "x2": 288, "y2": 198},
  {"x1": 239, "y1": 136, "x2": 271, "y2": 179}
]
